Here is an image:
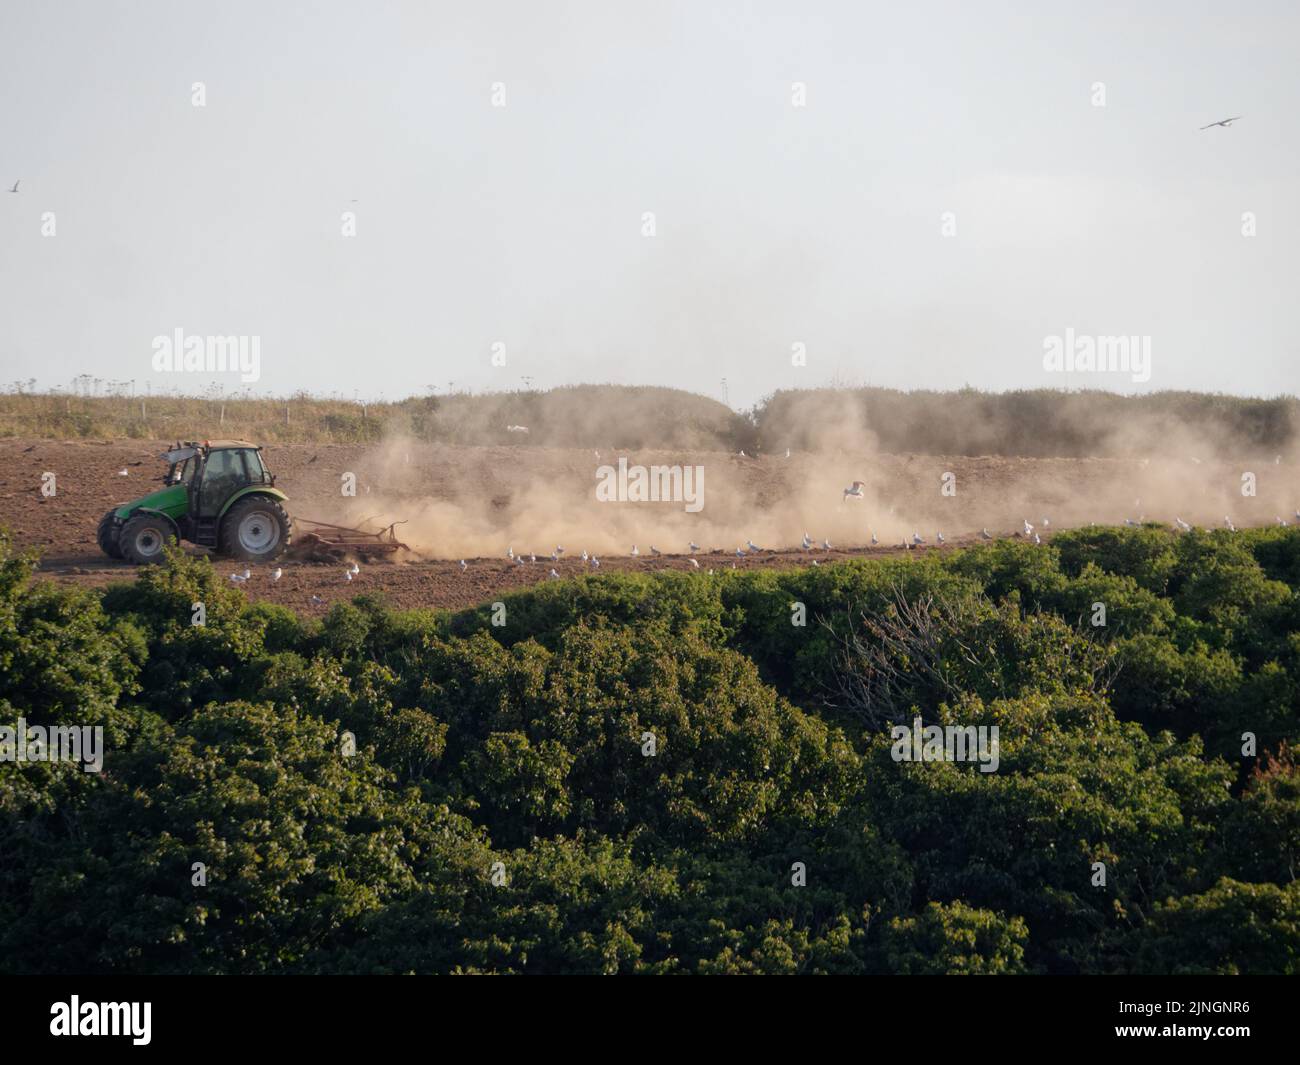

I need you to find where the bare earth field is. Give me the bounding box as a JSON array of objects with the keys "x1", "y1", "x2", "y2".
[{"x1": 3, "y1": 439, "x2": 1296, "y2": 615}]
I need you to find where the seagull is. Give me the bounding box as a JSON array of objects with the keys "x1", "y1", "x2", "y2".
[
  {"x1": 689, "y1": 557, "x2": 699, "y2": 568},
  {"x1": 822, "y1": 539, "x2": 832, "y2": 550},
  {"x1": 515, "y1": 556, "x2": 525, "y2": 567},
  {"x1": 1224, "y1": 516, "x2": 1236, "y2": 532},
  {"x1": 630, "y1": 545, "x2": 639, "y2": 557},
  {"x1": 785, "y1": 448, "x2": 791, "y2": 459},
  {"x1": 550, "y1": 551, "x2": 559, "y2": 562},
  {"x1": 843, "y1": 480, "x2": 866, "y2": 501},
  {"x1": 459, "y1": 559, "x2": 468, "y2": 572},
  {"x1": 507, "y1": 547, "x2": 514, "y2": 559},
  {"x1": 870, "y1": 531, "x2": 879, "y2": 546},
  {"x1": 349, "y1": 562, "x2": 360, "y2": 575},
  {"x1": 7, "y1": 180, "x2": 17, "y2": 194},
  {"x1": 229, "y1": 571, "x2": 248, "y2": 583},
  {"x1": 650, "y1": 546, "x2": 661, "y2": 556},
  {"x1": 1022, "y1": 519, "x2": 1034, "y2": 536},
  {"x1": 936, "y1": 532, "x2": 945, "y2": 544},
  {"x1": 801, "y1": 533, "x2": 813, "y2": 551},
  {"x1": 310, "y1": 595, "x2": 325, "y2": 606},
  {"x1": 738, "y1": 450, "x2": 747, "y2": 458},
  {"x1": 117, "y1": 468, "x2": 129, "y2": 477},
  {"x1": 549, "y1": 568, "x2": 560, "y2": 579},
  {"x1": 1033, "y1": 533, "x2": 1042, "y2": 545},
  {"x1": 529, "y1": 553, "x2": 537, "y2": 564},
  {"x1": 1175, "y1": 517, "x2": 1192, "y2": 532},
  {"x1": 1041, "y1": 517, "x2": 1051, "y2": 529},
  {"x1": 345, "y1": 570, "x2": 354, "y2": 581},
  {"x1": 746, "y1": 539, "x2": 762, "y2": 552},
  {"x1": 736, "y1": 547, "x2": 746, "y2": 557},
  {"x1": 912, "y1": 532, "x2": 925, "y2": 545},
  {"x1": 689, "y1": 541, "x2": 700, "y2": 553},
  {"x1": 812, "y1": 559, "x2": 820, "y2": 567},
  {"x1": 980, "y1": 528, "x2": 992, "y2": 540},
  {"x1": 591, "y1": 557, "x2": 600, "y2": 568},
  {"x1": 581, "y1": 550, "x2": 588, "y2": 561},
  {"x1": 272, "y1": 567, "x2": 282, "y2": 581},
  {"x1": 1199, "y1": 115, "x2": 1243, "y2": 130},
  {"x1": 1277, "y1": 517, "x2": 1289, "y2": 527},
  {"x1": 555, "y1": 546, "x2": 564, "y2": 556}
]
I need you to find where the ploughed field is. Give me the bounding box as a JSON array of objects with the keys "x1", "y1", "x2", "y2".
[{"x1": 2, "y1": 438, "x2": 1294, "y2": 614}]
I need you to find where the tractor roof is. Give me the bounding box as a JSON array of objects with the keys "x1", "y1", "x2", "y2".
[{"x1": 203, "y1": 439, "x2": 261, "y2": 450}]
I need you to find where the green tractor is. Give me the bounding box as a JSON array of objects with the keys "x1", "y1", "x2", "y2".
[{"x1": 98, "y1": 440, "x2": 292, "y2": 564}]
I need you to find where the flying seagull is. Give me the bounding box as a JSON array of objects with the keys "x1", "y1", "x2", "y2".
[
  {"x1": 7, "y1": 180, "x2": 18, "y2": 194},
  {"x1": 1200, "y1": 116, "x2": 1242, "y2": 130}
]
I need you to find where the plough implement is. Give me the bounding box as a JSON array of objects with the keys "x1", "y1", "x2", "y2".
[{"x1": 289, "y1": 517, "x2": 411, "y2": 561}]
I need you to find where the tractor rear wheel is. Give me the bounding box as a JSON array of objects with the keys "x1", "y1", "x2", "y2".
[
  {"x1": 220, "y1": 496, "x2": 291, "y2": 562},
  {"x1": 97, "y1": 509, "x2": 124, "y2": 560},
  {"x1": 119, "y1": 514, "x2": 175, "y2": 564}
]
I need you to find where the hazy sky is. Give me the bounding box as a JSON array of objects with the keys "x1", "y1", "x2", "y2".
[{"x1": 1, "y1": 0, "x2": 1297, "y2": 409}]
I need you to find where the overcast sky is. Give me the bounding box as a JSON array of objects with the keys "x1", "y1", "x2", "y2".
[{"x1": 1, "y1": 0, "x2": 1297, "y2": 409}]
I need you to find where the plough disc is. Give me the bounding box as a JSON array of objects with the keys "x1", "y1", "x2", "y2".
[{"x1": 287, "y1": 518, "x2": 411, "y2": 561}]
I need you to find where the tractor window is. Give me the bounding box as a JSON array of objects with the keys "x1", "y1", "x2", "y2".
[
  {"x1": 177, "y1": 457, "x2": 196, "y2": 484},
  {"x1": 240, "y1": 450, "x2": 266, "y2": 482},
  {"x1": 199, "y1": 450, "x2": 244, "y2": 515}
]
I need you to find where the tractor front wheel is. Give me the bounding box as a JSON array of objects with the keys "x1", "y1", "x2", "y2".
[
  {"x1": 119, "y1": 514, "x2": 175, "y2": 564},
  {"x1": 97, "y1": 509, "x2": 124, "y2": 560},
  {"x1": 220, "y1": 496, "x2": 291, "y2": 562}
]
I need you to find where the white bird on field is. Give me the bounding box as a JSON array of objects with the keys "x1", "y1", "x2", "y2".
[
  {"x1": 980, "y1": 528, "x2": 992, "y2": 540},
  {"x1": 549, "y1": 568, "x2": 560, "y2": 579},
  {"x1": 689, "y1": 541, "x2": 700, "y2": 553},
  {"x1": 912, "y1": 531, "x2": 925, "y2": 545},
  {"x1": 871, "y1": 531, "x2": 879, "y2": 546},
  {"x1": 459, "y1": 559, "x2": 467, "y2": 572},
  {"x1": 801, "y1": 533, "x2": 813, "y2": 550},
  {"x1": 1125, "y1": 518, "x2": 1140, "y2": 527},
  {"x1": 937, "y1": 532, "x2": 946, "y2": 544},
  {"x1": 785, "y1": 448, "x2": 791, "y2": 459},
  {"x1": 843, "y1": 480, "x2": 866, "y2": 501},
  {"x1": 630, "y1": 545, "x2": 639, "y2": 557},
  {"x1": 117, "y1": 468, "x2": 129, "y2": 477},
  {"x1": 555, "y1": 546, "x2": 564, "y2": 556},
  {"x1": 1294, "y1": 509, "x2": 1300, "y2": 522},
  {"x1": 529, "y1": 553, "x2": 537, "y2": 564},
  {"x1": 345, "y1": 570, "x2": 353, "y2": 581},
  {"x1": 1277, "y1": 517, "x2": 1289, "y2": 527},
  {"x1": 1033, "y1": 533, "x2": 1042, "y2": 545},
  {"x1": 1022, "y1": 519, "x2": 1034, "y2": 536},
  {"x1": 229, "y1": 570, "x2": 248, "y2": 583},
  {"x1": 516, "y1": 556, "x2": 525, "y2": 567},
  {"x1": 738, "y1": 450, "x2": 747, "y2": 458},
  {"x1": 736, "y1": 547, "x2": 746, "y2": 557},
  {"x1": 591, "y1": 557, "x2": 600, "y2": 568},
  {"x1": 272, "y1": 567, "x2": 282, "y2": 581},
  {"x1": 1041, "y1": 517, "x2": 1051, "y2": 529},
  {"x1": 1175, "y1": 517, "x2": 1192, "y2": 532},
  {"x1": 650, "y1": 546, "x2": 662, "y2": 556},
  {"x1": 1224, "y1": 516, "x2": 1236, "y2": 532},
  {"x1": 822, "y1": 538, "x2": 832, "y2": 550},
  {"x1": 746, "y1": 539, "x2": 762, "y2": 552},
  {"x1": 689, "y1": 558, "x2": 699, "y2": 569},
  {"x1": 581, "y1": 550, "x2": 588, "y2": 561},
  {"x1": 310, "y1": 595, "x2": 325, "y2": 606},
  {"x1": 507, "y1": 546, "x2": 514, "y2": 560},
  {"x1": 349, "y1": 562, "x2": 360, "y2": 575},
  {"x1": 812, "y1": 559, "x2": 820, "y2": 567}
]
